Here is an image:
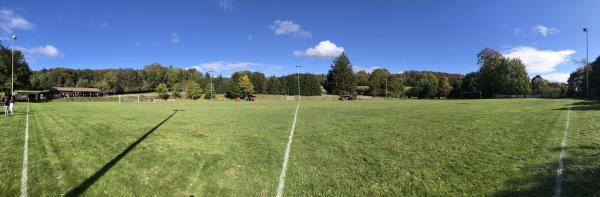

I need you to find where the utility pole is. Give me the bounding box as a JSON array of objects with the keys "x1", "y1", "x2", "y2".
[
  {"x1": 296, "y1": 66, "x2": 301, "y2": 100},
  {"x1": 11, "y1": 35, "x2": 17, "y2": 96},
  {"x1": 209, "y1": 70, "x2": 215, "y2": 100},
  {"x1": 385, "y1": 73, "x2": 388, "y2": 100},
  {"x1": 584, "y1": 27, "x2": 589, "y2": 99}
]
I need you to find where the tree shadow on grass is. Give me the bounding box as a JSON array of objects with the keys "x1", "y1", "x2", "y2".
[
  {"x1": 495, "y1": 145, "x2": 600, "y2": 196},
  {"x1": 65, "y1": 110, "x2": 183, "y2": 196},
  {"x1": 553, "y1": 100, "x2": 600, "y2": 111}
]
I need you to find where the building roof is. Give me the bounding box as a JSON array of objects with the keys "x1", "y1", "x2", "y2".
[
  {"x1": 52, "y1": 87, "x2": 102, "y2": 92},
  {"x1": 16, "y1": 90, "x2": 49, "y2": 94}
]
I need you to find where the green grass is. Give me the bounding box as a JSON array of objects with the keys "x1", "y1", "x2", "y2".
[{"x1": 1, "y1": 98, "x2": 599, "y2": 196}]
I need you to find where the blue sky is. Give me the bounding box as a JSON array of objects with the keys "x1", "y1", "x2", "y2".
[{"x1": 0, "y1": 0, "x2": 598, "y2": 82}]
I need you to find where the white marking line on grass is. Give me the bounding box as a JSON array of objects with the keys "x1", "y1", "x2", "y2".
[
  {"x1": 553, "y1": 103, "x2": 571, "y2": 197},
  {"x1": 276, "y1": 100, "x2": 301, "y2": 197},
  {"x1": 20, "y1": 104, "x2": 30, "y2": 197}
]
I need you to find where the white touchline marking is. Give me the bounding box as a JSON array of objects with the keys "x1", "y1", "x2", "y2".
[
  {"x1": 553, "y1": 103, "x2": 571, "y2": 197},
  {"x1": 20, "y1": 104, "x2": 30, "y2": 197},
  {"x1": 276, "y1": 100, "x2": 301, "y2": 197}
]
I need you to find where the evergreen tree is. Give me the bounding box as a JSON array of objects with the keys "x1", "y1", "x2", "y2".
[
  {"x1": 326, "y1": 52, "x2": 355, "y2": 95},
  {"x1": 266, "y1": 76, "x2": 284, "y2": 94},
  {"x1": 461, "y1": 72, "x2": 479, "y2": 92}
]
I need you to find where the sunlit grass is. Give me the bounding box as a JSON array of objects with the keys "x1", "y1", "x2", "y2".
[{"x1": 2, "y1": 98, "x2": 599, "y2": 196}]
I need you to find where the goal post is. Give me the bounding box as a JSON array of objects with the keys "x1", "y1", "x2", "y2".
[
  {"x1": 117, "y1": 94, "x2": 145, "y2": 103},
  {"x1": 460, "y1": 91, "x2": 482, "y2": 99}
]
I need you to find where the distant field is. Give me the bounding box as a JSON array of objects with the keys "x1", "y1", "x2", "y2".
[{"x1": 1, "y1": 98, "x2": 599, "y2": 196}]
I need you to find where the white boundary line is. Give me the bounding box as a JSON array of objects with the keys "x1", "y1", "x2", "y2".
[
  {"x1": 20, "y1": 103, "x2": 30, "y2": 197},
  {"x1": 553, "y1": 103, "x2": 571, "y2": 197},
  {"x1": 276, "y1": 100, "x2": 301, "y2": 197}
]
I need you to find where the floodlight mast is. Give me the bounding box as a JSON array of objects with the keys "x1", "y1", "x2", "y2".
[
  {"x1": 584, "y1": 27, "x2": 589, "y2": 99},
  {"x1": 385, "y1": 72, "x2": 388, "y2": 99},
  {"x1": 296, "y1": 66, "x2": 301, "y2": 100},
  {"x1": 11, "y1": 35, "x2": 17, "y2": 96},
  {"x1": 209, "y1": 70, "x2": 215, "y2": 100}
]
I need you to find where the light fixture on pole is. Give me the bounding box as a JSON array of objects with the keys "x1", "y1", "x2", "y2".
[
  {"x1": 295, "y1": 66, "x2": 302, "y2": 100},
  {"x1": 583, "y1": 27, "x2": 589, "y2": 99},
  {"x1": 11, "y1": 35, "x2": 17, "y2": 96},
  {"x1": 385, "y1": 72, "x2": 388, "y2": 100},
  {"x1": 209, "y1": 70, "x2": 215, "y2": 100}
]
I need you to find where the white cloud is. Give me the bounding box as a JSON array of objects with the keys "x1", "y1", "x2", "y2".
[
  {"x1": 0, "y1": 7, "x2": 34, "y2": 33},
  {"x1": 170, "y1": 33, "x2": 179, "y2": 44},
  {"x1": 186, "y1": 65, "x2": 203, "y2": 72},
  {"x1": 354, "y1": 65, "x2": 380, "y2": 73},
  {"x1": 503, "y1": 46, "x2": 575, "y2": 74},
  {"x1": 193, "y1": 61, "x2": 262, "y2": 72},
  {"x1": 533, "y1": 25, "x2": 559, "y2": 37},
  {"x1": 20, "y1": 45, "x2": 61, "y2": 57},
  {"x1": 270, "y1": 20, "x2": 311, "y2": 38},
  {"x1": 15, "y1": 45, "x2": 62, "y2": 59},
  {"x1": 293, "y1": 40, "x2": 344, "y2": 59},
  {"x1": 216, "y1": 0, "x2": 235, "y2": 11},
  {"x1": 542, "y1": 73, "x2": 570, "y2": 83},
  {"x1": 246, "y1": 34, "x2": 253, "y2": 41}
]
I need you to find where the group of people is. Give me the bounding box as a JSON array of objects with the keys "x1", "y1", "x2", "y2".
[{"x1": 2, "y1": 95, "x2": 15, "y2": 116}]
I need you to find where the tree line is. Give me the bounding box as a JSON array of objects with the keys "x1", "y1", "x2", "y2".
[
  {"x1": 324, "y1": 49, "x2": 566, "y2": 99},
  {"x1": 567, "y1": 56, "x2": 600, "y2": 98},
  {"x1": 0, "y1": 41, "x2": 577, "y2": 99}
]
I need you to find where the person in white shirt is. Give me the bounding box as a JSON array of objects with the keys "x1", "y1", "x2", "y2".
[{"x1": 9, "y1": 95, "x2": 15, "y2": 114}]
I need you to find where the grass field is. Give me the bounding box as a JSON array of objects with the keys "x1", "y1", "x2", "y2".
[{"x1": 1, "y1": 98, "x2": 600, "y2": 196}]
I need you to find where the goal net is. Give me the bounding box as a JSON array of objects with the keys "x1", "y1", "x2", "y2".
[{"x1": 118, "y1": 94, "x2": 149, "y2": 103}]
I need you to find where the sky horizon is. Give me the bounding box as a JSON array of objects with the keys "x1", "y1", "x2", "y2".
[{"x1": 0, "y1": 0, "x2": 598, "y2": 82}]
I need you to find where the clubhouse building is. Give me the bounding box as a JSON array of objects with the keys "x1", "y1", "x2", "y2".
[{"x1": 14, "y1": 87, "x2": 103, "y2": 101}]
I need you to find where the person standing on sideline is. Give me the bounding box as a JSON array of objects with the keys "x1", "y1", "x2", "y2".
[
  {"x1": 9, "y1": 94, "x2": 15, "y2": 114},
  {"x1": 3, "y1": 96, "x2": 9, "y2": 116}
]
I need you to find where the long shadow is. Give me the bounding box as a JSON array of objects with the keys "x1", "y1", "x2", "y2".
[
  {"x1": 553, "y1": 100, "x2": 600, "y2": 111},
  {"x1": 495, "y1": 145, "x2": 600, "y2": 196},
  {"x1": 65, "y1": 110, "x2": 182, "y2": 196}
]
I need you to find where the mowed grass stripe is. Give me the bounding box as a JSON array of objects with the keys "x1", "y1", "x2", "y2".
[
  {"x1": 553, "y1": 102, "x2": 571, "y2": 197},
  {"x1": 0, "y1": 104, "x2": 27, "y2": 194},
  {"x1": 5, "y1": 99, "x2": 600, "y2": 196},
  {"x1": 276, "y1": 100, "x2": 301, "y2": 197},
  {"x1": 24, "y1": 101, "x2": 296, "y2": 196},
  {"x1": 20, "y1": 104, "x2": 30, "y2": 197},
  {"x1": 285, "y1": 99, "x2": 570, "y2": 196},
  {"x1": 559, "y1": 101, "x2": 600, "y2": 195}
]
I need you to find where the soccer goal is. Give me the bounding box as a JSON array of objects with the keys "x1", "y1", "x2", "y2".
[
  {"x1": 460, "y1": 91, "x2": 482, "y2": 99},
  {"x1": 118, "y1": 94, "x2": 146, "y2": 103}
]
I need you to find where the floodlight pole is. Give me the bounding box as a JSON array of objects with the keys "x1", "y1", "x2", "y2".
[
  {"x1": 296, "y1": 66, "x2": 301, "y2": 100},
  {"x1": 385, "y1": 73, "x2": 388, "y2": 100},
  {"x1": 582, "y1": 27, "x2": 590, "y2": 98},
  {"x1": 209, "y1": 70, "x2": 214, "y2": 100},
  {"x1": 11, "y1": 35, "x2": 17, "y2": 96}
]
